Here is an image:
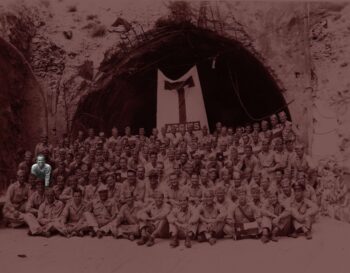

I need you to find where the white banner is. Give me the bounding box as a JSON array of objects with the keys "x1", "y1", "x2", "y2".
[{"x1": 156, "y1": 66, "x2": 209, "y2": 132}]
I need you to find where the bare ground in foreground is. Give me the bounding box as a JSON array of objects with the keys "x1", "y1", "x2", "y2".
[{"x1": 0, "y1": 217, "x2": 349, "y2": 273}]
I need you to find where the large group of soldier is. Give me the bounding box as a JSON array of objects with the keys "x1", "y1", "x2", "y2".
[{"x1": 2, "y1": 110, "x2": 349, "y2": 248}]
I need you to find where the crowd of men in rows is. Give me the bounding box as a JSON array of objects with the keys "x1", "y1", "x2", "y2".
[{"x1": 2, "y1": 111, "x2": 349, "y2": 248}]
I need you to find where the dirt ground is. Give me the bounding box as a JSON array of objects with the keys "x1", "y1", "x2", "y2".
[{"x1": 0, "y1": 217, "x2": 349, "y2": 273}]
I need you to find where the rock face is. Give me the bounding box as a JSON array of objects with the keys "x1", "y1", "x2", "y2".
[
  {"x1": 0, "y1": 37, "x2": 46, "y2": 189},
  {"x1": 0, "y1": 0, "x2": 349, "y2": 177}
]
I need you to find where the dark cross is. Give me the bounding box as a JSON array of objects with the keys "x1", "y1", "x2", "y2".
[{"x1": 164, "y1": 76, "x2": 194, "y2": 124}]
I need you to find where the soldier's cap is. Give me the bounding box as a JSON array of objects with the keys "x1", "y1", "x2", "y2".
[
  {"x1": 45, "y1": 188, "x2": 55, "y2": 196},
  {"x1": 268, "y1": 188, "x2": 278, "y2": 197},
  {"x1": 232, "y1": 171, "x2": 241, "y2": 179},
  {"x1": 281, "y1": 178, "x2": 291, "y2": 187},
  {"x1": 237, "y1": 187, "x2": 247, "y2": 195},
  {"x1": 275, "y1": 138, "x2": 283, "y2": 144},
  {"x1": 127, "y1": 169, "x2": 136, "y2": 174},
  {"x1": 148, "y1": 170, "x2": 159, "y2": 178},
  {"x1": 203, "y1": 189, "x2": 214, "y2": 198},
  {"x1": 250, "y1": 183, "x2": 260, "y2": 193},
  {"x1": 154, "y1": 190, "x2": 164, "y2": 199},
  {"x1": 215, "y1": 186, "x2": 226, "y2": 195},
  {"x1": 295, "y1": 143, "x2": 305, "y2": 149},
  {"x1": 97, "y1": 184, "x2": 108, "y2": 192},
  {"x1": 124, "y1": 191, "x2": 134, "y2": 199},
  {"x1": 292, "y1": 182, "x2": 305, "y2": 191},
  {"x1": 17, "y1": 169, "x2": 26, "y2": 176},
  {"x1": 18, "y1": 162, "x2": 28, "y2": 170}
]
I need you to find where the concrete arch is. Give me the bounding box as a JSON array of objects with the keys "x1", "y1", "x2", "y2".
[{"x1": 72, "y1": 23, "x2": 290, "y2": 135}]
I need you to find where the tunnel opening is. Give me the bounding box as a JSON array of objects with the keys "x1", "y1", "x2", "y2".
[{"x1": 73, "y1": 22, "x2": 290, "y2": 135}]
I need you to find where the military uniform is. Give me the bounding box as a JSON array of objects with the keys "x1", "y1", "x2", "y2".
[
  {"x1": 261, "y1": 200, "x2": 292, "y2": 237},
  {"x1": 58, "y1": 200, "x2": 91, "y2": 235},
  {"x1": 167, "y1": 205, "x2": 199, "y2": 238},
  {"x1": 290, "y1": 197, "x2": 318, "y2": 232},
  {"x1": 137, "y1": 201, "x2": 171, "y2": 239},
  {"x1": 2, "y1": 181, "x2": 29, "y2": 227},
  {"x1": 35, "y1": 198, "x2": 65, "y2": 234},
  {"x1": 84, "y1": 196, "x2": 119, "y2": 234},
  {"x1": 115, "y1": 201, "x2": 143, "y2": 237},
  {"x1": 197, "y1": 202, "x2": 226, "y2": 238}
]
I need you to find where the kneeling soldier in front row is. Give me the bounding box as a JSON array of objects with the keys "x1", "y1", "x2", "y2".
[
  {"x1": 197, "y1": 190, "x2": 226, "y2": 245},
  {"x1": 115, "y1": 191, "x2": 143, "y2": 241},
  {"x1": 260, "y1": 189, "x2": 292, "y2": 243},
  {"x1": 167, "y1": 194, "x2": 199, "y2": 248},
  {"x1": 84, "y1": 184, "x2": 119, "y2": 238},
  {"x1": 58, "y1": 188, "x2": 91, "y2": 237},
  {"x1": 137, "y1": 191, "x2": 171, "y2": 247},
  {"x1": 290, "y1": 183, "x2": 318, "y2": 239},
  {"x1": 227, "y1": 187, "x2": 260, "y2": 240}
]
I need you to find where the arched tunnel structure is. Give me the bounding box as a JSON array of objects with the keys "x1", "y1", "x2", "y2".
[
  {"x1": 73, "y1": 23, "x2": 290, "y2": 135},
  {"x1": 0, "y1": 37, "x2": 47, "y2": 188}
]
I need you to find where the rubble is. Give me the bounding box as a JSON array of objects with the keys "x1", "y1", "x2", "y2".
[{"x1": 63, "y1": 30, "x2": 73, "y2": 40}]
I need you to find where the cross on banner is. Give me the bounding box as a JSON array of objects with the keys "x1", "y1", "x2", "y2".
[
  {"x1": 164, "y1": 76, "x2": 194, "y2": 123},
  {"x1": 156, "y1": 65, "x2": 209, "y2": 132}
]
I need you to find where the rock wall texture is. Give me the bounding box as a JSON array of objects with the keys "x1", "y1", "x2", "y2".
[{"x1": 0, "y1": 0, "x2": 349, "y2": 173}]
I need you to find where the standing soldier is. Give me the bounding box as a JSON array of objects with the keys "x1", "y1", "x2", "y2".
[
  {"x1": 197, "y1": 190, "x2": 227, "y2": 245},
  {"x1": 31, "y1": 155, "x2": 52, "y2": 188},
  {"x1": 136, "y1": 191, "x2": 171, "y2": 247},
  {"x1": 167, "y1": 194, "x2": 199, "y2": 248}
]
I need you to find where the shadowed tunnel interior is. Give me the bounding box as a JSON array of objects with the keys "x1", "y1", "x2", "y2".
[{"x1": 73, "y1": 23, "x2": 290, "y2": 135}]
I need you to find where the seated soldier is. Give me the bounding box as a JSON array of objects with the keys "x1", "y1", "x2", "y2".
[
  {"x1": 167, "y1": 194, "x2": 199, "y2": 248},
  {"x1": 164, "y1": 173, "x2": 183, "y2": 207},
  {"x1": 57, "y1": 188, "x2": 91, "y2": 237},
  {"x1": 290, "y1": 183, "x2": 318, "y2": 239},
  {"x1": 84, "y1": 184, "x2": 119, "y2": 238},
  {"x1": 121, "y1": 169, "x2": 145, "y2": 204},
  {"x1": 136, "y1": 191, "x2": 171, "y2": 247},
  {"x1": 84, "y1": 169, "x2": 100, "y2": 203},
  {"x1": 215, "y1": 186, "x2": 236, "y2": 238},
  {"x1": 25, "y1": 180, "x2": 45, "y2": 217},
  {"x1": 144, "y1": 170, "x2": 161, "y2": 205},
  {"x1": 227, "y1": 187, "x2": 260, "y2": 240},
  {"x1": 278, "y1": 178, "x2": 294, "y2": 208},
  {"x1": 199, "y1": 169, "x2": 214, "y2": 190},
  {"x1": 35, "y1": 188, "x2": 65, "y2": 237},
  {"x1": 105, "y1": 173, "x2": 122, "y2": 209},
  {"x1": 185, "y1": 174, "x2": 203, "y2": 208},
  {"x1": 59, "y1": 175, "x2": 85, "y2": 204},
  {"x1": 115, "y1": 191, "x2": 143, "y2": 241},
  {"x1": 197, "y1": 190, "x2": 226, "y2": 245},
  {"x1": 2, "y1": 170, "x2": 29, "y2": 228},
  {"x1": 260, "y1": 190, "x2": 292, "y2": 243}
]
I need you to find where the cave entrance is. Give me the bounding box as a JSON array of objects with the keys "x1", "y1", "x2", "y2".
[{"x1": 73, "y1": 23, "x2": 290, "y2": 135}]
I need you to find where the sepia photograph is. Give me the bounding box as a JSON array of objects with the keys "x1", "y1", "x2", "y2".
[{"x1": 0, "y1": 0, "x2": 349, "y2": 272}]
